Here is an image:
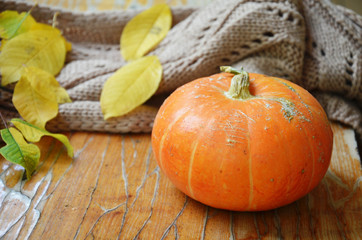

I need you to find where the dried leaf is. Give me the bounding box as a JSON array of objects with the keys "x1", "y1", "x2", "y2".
[
  {"x1": 0, "y1": 10, "x2": 36, "y2": 39},
  {"x1": 0, "y1": 127, "x2": 40, "y2": 179},
  {"x1": 100, "y1": 56, "x2": 162, "y2": 119},
  {"x1": 121, "y1": 4, "x2": 172, "y2": 61},
  {"x1": 0, "y1": 28, "x2": 69, "y2": 86},
  {"x1": 13, "y1": 68, "x2": 59, "y2": 129},
  {"x1": 11, "y1": 118, "x2": 74, "y2": 158}
]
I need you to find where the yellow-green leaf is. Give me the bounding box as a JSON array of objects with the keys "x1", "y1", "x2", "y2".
[
  {"x1": 0, "y1": 127, "x2": 40, "y2": 179},
  {"x1": 121, "y1": 4, "x2": 172, "y2": 61},
  {"x1": 100, "y1": 55, "x2": 162, "y2": 119},
  {"x1": 0, "y1": 10, "x2": 36, "y2": 39},
  {"x1": 13, "y1": 68, "x2": 59, "y2": 129},
  {"x1": 0, "y1": 11, "x2": 72, "y2": 51},
  {"x1": 23, "y1": 66, "x2": 71, "y2": 104},
  {"x1": 0, "y1": 29, "x2": 68, "y2": 86},
  {"x1": 11, "y1": 118, "x2": 74, "y2": 158}
]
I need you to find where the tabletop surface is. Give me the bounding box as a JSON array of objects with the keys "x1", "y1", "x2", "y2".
[{"x1": 0, "y1": 122, "x2": 361, "y2": 239}]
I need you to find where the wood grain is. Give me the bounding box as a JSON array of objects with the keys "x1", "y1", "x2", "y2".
[{"x1": 0, "y1": 122, "x2": 361, "y2": 239}]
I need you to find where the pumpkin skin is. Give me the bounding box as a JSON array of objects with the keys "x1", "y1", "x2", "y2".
[{"x1": 151, "y1": 71, "x2": 333, "y2": 211}]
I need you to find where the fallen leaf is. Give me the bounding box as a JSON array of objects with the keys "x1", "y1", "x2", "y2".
[
  {"x1": 0, "y1": 10, "x2": 36, "y2": 39},
  {"x1": 13, "y1": 68, "x2": 59, "y2": 129},
  {"x1": 30, "y1": 22, "x2": 72, "y2": 52},
  {"x1": 0, "y1": 28, "x2": 69, "y2": 86},
  {"x1": 0, "y1": 127, "x2": 40, "y2": 179},
  {"x1": 23, "y1": 66, "x2": 71, "y2": 104},
  {"x1": 121, "y1": 4, "x2": 172, "y2": 61},
  {"x1": 11, "y1": 118, "x2": 74, "y2": 158},
  {"x1": 100, "y1": 55, "x2": 162, "y2": 119}
]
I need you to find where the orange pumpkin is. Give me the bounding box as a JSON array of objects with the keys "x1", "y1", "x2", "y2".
[{"x1": 151, "y1": 67, "x2": 333, "y2": 211}]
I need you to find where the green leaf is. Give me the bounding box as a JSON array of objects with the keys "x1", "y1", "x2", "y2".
[
  {"x1": 0, "y1": 127, "x2": 40, "y2": 179},
  {"x1": 11, "y1": 118, "x2": 74, "y2": 158},
  {"x1": 0, "y1": 28, "x2": 69, "y2": 86},
  {"x1": 121, "y1": 4, "x2": 172, "y2": 61},
  {"x1": 100, "y1": 55, "x2": 163, "y2": 119},
  {"x1": 0, "y1": 10, "x2": 36, "y2": 39}
]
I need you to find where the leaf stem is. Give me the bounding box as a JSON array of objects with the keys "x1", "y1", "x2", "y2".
[
  {"x1": 52, "y1": 12, "x2": 59, "y2": 28},
  {"x1": 0, "y1": 112, "x2": 8, "y2": 129}
]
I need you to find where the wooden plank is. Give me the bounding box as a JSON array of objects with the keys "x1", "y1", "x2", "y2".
[{"x1": 0, "y1": 122, "x2": 361, "y2": 239}]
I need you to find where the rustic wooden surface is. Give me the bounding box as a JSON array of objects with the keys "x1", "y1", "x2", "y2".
[{"x1": 0, "y1": 122, "x2": 361, "y2": 239}]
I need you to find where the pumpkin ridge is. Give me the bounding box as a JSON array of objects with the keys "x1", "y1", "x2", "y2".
[
  {"x1": 301, "y1": 121, "x2": 316, "y2": 193},
  {"x1": 278, "y1": 114, "x2": 293, "y2": 202},
  {"x1": 210, "y1": 84, "x2": 226, "y2": 93},
  {"x1": 251, "y1": 97, "x2": 297, "y2": 122},
  {"x1": 264, "y1": 108, "x2": 293, "y2": 208},
  {"x1": 249, "y1": 75, "x2": 314, "y2": 123},
  {"x1": 187, "y1": 100, "x2": 226, "y2": 200},
  {"x1": 231, "y1": 95, "x2": 299, "y2": 123},
  {"x1": 158, "y1": 108, "x2": 190, "y2": 172},
  {"x1": 231, "y1": 100, "x2": 254, "y2": 210},
  {"x1": 269, "y1": 78, "x2": 322, "y2": 194},
  {"x1": 187, "y1": 139, "x2": 199, "y2": 199},
  {"x1": 271, "y1": 77, "x2": 314, "y2": 119},
  {"x1": 247, "y1": 131, "x2": 253, "y2": 210}
]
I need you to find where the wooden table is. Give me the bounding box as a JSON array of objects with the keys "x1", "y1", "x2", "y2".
[{"x1": 0, "y1": 122, "x2": 361, "y2": 239}]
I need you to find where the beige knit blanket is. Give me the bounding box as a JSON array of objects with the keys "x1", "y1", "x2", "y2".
[{"x1": 1, "y1": 0, "x2": 361, "y2": 144}]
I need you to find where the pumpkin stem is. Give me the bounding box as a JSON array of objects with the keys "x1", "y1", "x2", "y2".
[{"x1": 220, "y1": 66, "x2": 253, "y2": 100}]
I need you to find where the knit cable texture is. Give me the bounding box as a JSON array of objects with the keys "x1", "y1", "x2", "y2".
[{"x1": 0, "y1": 0, "x2": 361, "y2": 142}]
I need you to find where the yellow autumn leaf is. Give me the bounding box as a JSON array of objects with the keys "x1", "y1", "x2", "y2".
[
  {"x1": 100, "y1": 55, "x2": 162, "y2": 119},
  {"x1": 0, "y1": 28, "x2": 69, "y2": 86},
  {"x1": 13, "y1": 68, "x2": 59, "y2": 129},
  {"x1": 30, "y1": 22, "x2": 72, "y2": 51},
  {"x1": 0, "y1": 10, "x2": 36, "y2": 39},
  {"x1": 22, "y1": 66, "x2": 71, "y2": 104},
  {"x1": 11, "y1": 118, "x2": 74, "y2": 158},
  {"x1": 121, "y1": 4, "x2": 172, "y2": 61}
]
